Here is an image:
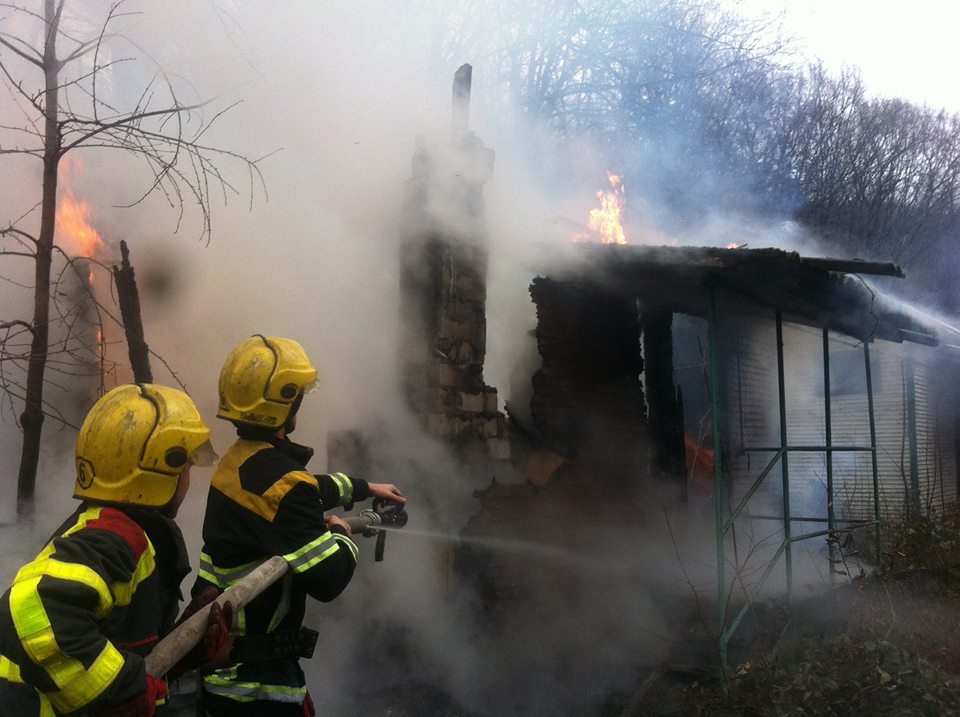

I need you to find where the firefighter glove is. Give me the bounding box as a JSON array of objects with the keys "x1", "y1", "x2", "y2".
[
  {"x1": 200, "y1": 599, "x2": 234, "y2": 668},
  {"x1": 173, "y1": 599, "x2": 234, "y2": 676},
  {"x1": 94, "y1": 673, "x2": 167, "y2": 717}
]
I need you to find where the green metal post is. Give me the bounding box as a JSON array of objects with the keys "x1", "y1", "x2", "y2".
[
  {"x1": 776, "y1": 312, "x2": 793, "y2": 604},
  {"x1": 904, "y1": 360, "x2": 921, "y2": 517},
  {"x1": 864, "y1": 342, "x2": 882, "y2": 565},
  {"x1": 707, "y1": 286, "x2": 726, "y2": 674},
  {"x1": 823, "y1": 329, "x2": 836, "y2": 577}
]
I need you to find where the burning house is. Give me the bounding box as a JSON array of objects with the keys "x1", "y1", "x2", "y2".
[
  {"x1": 452, "y1": 241, "x2": 960, "y2": 641},
  {"x1": 333, "y1": 67, "x2": 960, "y2": 700},
  {"x1": 516, "y1": 243, "x2": 960, "y2": 518}
]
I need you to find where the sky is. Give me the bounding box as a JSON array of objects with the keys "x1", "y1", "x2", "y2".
[{"x1": 737, "y1": 0, "x2": 960, "y2": 112}]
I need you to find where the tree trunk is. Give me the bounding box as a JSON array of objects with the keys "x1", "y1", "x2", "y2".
[
  {"x1": 113, "y1": 240, "x2": 153, "y2": 383},
  {"x1": 17, "y1": 0, "x2": 61, "y2": 517}
]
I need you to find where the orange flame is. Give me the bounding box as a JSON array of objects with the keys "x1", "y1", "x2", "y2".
[
  {"x1": 573, "y1": 171, "x2": 627, "y2": 244},
  {"x1": 56, "y1": 155, "x2": 104, "y2": 258}
]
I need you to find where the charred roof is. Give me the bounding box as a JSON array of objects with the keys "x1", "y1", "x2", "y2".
[{"x1": 540, "y1": 244, "x2": 960, "y2": 348}]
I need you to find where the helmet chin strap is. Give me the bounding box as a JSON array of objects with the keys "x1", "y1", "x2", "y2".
[{"x1": 281, "y1": 392, "x2": 304, "y2": 435}]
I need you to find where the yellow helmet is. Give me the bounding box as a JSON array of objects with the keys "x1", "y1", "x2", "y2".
[
  {"x1": 74, "y1": 384, "x2": 216, "y2": 508},
  {"x1": 217, "y1": 335, "x2": 318, "y2": 428}
]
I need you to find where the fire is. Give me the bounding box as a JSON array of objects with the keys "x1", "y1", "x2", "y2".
[
  {"x1": 95, "y1": 326, "x2": 106, "y2": 369},
  {"x1": 56, "y1": 154, "x2": 109, "y2": 388},
  {"x1": 573, "y1": 171, "x2": 628, "y2": 245},
  {"x1": 56, "y1": 155, "x2": 105, "y2": 258}
]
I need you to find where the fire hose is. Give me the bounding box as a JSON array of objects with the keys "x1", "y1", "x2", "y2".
[{"x1": 144, "y1": 499, "x2": 407, "y2": 677}]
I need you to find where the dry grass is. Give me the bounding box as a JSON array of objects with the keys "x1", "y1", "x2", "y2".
[{"x1": 656, "y1": 509, "x2": 960, "y2": 716}]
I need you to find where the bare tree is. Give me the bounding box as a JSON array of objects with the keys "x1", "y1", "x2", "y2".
[
  {"x1": 764, "y1": 65, "x2": 960, "y2": 307},
  {"x1": 429, "y1": 0, "x2": 789, "y2": 220},
  {"x1": 429, "y1": 0, "x2": 960, "y2": 308},
  {"x1": 0, "y1": 0, "x2": 265, "y2": 516}
]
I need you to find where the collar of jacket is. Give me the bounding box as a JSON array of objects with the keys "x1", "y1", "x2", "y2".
[
  {"x1": 269, "y1": 436, "x2": 315, "y2": 468},
  {"x1": 235, "y1": 425, "x2": 316, "y2": 468},
  {"x1": 82, "y1": 503, "x2": 192, "y2": 594}
]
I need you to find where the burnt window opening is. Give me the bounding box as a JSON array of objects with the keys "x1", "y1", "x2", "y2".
[
  {"x1": 671, "y1": 313, "x2": 722, "y2": 499},
  {"x1": 642, "y1": 307, "x2": 685, "y2": 480},
  {"x1": 672, "y1": 314, "x2": 712, "y2": 437}
]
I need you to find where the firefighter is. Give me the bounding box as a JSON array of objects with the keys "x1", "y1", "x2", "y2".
[
  {"x1": 195, "y1": 335, "x2": 405, "y2": 716},
  {"x1": 0, "y1": 383, "x2": 233, "y2": 716}
]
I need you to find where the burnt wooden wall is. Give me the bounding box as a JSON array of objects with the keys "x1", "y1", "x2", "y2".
[{"x1": 529, "y1": 276, "x2": 647, "y2": 467}]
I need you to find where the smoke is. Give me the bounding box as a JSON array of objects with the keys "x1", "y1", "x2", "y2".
[
  {"x1": 0, "y1": 8, "x2": 729, "y2": 714},
  {"x1": 4, "y1": 2, "x2": 956, "y2": 715}
]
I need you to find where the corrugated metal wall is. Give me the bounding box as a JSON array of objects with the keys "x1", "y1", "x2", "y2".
[{"x1": 724, "y1": 317, "x2": 957, "y2": 523}]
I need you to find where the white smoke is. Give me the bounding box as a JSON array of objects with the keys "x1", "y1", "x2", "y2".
[{"x1": 5, "y1": 2, "x2": 952, "y2": 715}]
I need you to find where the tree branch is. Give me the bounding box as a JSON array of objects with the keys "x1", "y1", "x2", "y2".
[{"x1": 0, "y1": 34, "x2": 43, "y2": 68}]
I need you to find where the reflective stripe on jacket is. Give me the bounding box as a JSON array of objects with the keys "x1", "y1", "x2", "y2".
[
  {"x1": 0, "y1": 504, "x2": 189, "y2": 715},
  {"x1": 195, "y1": 437, "x2": 365, "y2": 703}
]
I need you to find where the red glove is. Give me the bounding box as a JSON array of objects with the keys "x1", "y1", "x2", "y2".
[
  {"x1": 199, "y1": 600, "x2": 234, "y2": 668},
  {"x1": 95, "y1": 673, "x2": 167, "y2": 717},
  {"x1": 170, "y1": 599, "x2": 234, "y2": 678}
]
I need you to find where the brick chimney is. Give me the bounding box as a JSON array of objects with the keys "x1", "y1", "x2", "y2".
[{"x1": 399, "y1": 64, "x2": 509, "y2": 462}]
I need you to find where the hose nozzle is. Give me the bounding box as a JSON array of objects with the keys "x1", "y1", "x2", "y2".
[{"x1": 344, "y1": 498, "x2": 408, "y2": 561}]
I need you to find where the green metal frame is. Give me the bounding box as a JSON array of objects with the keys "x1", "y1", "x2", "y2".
[
  {"x1": 904, "y1": 360, "x2": 921, "y2": 516},
  {"x1": 707, "y1": 288, "x2": 883, "y2": 676}
]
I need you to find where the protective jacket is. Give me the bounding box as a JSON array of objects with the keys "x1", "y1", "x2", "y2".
[
  {"x1": 194, "y1": 434, "x2": 365, "y2": 707},
  {"x1": 0, "y1": 504, "x2": 190, "y2": 715}
]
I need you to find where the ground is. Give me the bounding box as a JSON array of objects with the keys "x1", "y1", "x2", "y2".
[
  {"x1": 638, "y1": 572, "x2": 960, "y2": 716},
  {"x1": 625, "y1": 511, "x2": 960, "y2": 716},
  {"x1": 338, "y1": 513, "x2": 960, "y2": 716},
  {"x1": 313, "y1": 569, "x2": 960, "y2": 716},
  {"x1": 163, "y1": 513, "x2": 960, "y2": 716}
]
